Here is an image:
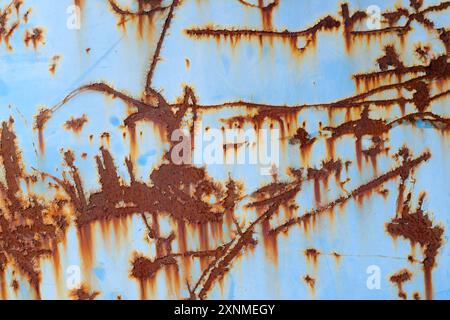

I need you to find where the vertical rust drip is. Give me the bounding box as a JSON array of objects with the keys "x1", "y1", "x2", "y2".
[
  {"x1": 128, "y1": 124, "x2": 138, "y2": 161},
  {"x1": 341, "y1": 3, "x2": 366, "y2": 52},
  {"x1": 78, "y1": 225, "x2": 94, "y2": 277},
  {"x1": 258, "y1": 0, "x2": 278, "y2": 31},
  {"x1": 355, "y1": 138, "x2": 362, "y2": 171},
  {"x1": 34, "y1": 109, "x2": 51, "y2": 155},
  {"x1": 0, "y1": 270, "x2": 6, "y2": 300},
  {"x1": 424, "y1": 266, "x2": 433, "y2": 300},
  {"x1": 261, "y1": 216, "x2": 278, "y2": 263},
  {"x1": 314, "y1": 178, "x2": 322, "y2": 205},
  {"x1": 51, "y1": 240, "x2": 62, "y2": 292},
  {"x1": 305, "y1": 248, "x2": 320, "y2": 271}
]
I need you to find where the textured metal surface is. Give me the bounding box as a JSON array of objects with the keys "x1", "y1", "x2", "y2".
[{"x1": 0, "y1": 0, "x2": 449, "y2": 300}]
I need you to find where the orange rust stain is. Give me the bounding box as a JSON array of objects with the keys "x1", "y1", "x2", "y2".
[
  {"x1": 128, "y1": 125, "x2": 138, "y2": 161},
  {"x1": 51, "y1": 240, "x2": 62, "y2": 294},
  {"x1": 332, "y1": 251, "x2": 341, "y2": 265},
  {"x1": 24, "y1": 27, "x2": 44, "y2": 49},
  {"x1": 0, "y1": 272, "x2": 6, "y2": 300},
  {"x1": 48, "y1": 55, "x2": 61, "y2": 75},
  {"x1": 77, "y1": 224, "x2": 94, "y2": 276},
  {"x1": 74, "y1": 0, "x2": 84, "y2": 10},
  {"x1": 303, "y1": 274, "x2": 316, "y2": 296},
  {"x1": 0, "y1": 118, "x2": 69, "y2": 298}
]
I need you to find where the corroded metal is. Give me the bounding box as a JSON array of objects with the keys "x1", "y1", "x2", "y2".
[{"x1": 0, "y1": 0, "x2": 449, "y2": 300}]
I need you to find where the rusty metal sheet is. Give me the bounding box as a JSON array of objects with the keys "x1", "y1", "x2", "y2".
[{"x1": 0, "y1": 0, "x2": 449, "y2": 300}]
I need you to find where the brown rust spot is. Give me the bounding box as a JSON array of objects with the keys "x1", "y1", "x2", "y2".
[
  {"x1": 303, "y1": 274, "x2": 315, "y2": 289},
  {"x1": 48, "y1": 55, "x2": 61, "y2": 75},
  {"x1": 289, "y1": 127, "x2": 315, "y2": 147},
  {"x1": 389, "y1": 269, "x2": 412, "y2": 300},
  {"x1": 332, "y1": 251, "x2": 341, "y2": 264},
  {"x1": 69, "y1": 284, "x2": 100, "y2": 300},
  {"x1": 23, "y1": 8, "x2": 31, "y2": 23},
  {"x1": 64, "y1": 114, "x2": 88, "y2": 133},
  {"x1": 131, "y1": 254, "x2": 177, "y2": 280}
]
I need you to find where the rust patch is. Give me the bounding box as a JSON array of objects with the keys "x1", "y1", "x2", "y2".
[
  {"x1": 69, "y1": 284, "x2": 100, "y2": 300},
  {"x1": 24, "y1": 27, "x2": 44, "y2": 49},
  {"x1": 63, "y1": 114, "x2": 88, "y2": 133},
  {"x1": 387, "y1": 192, "x2": 444, "y2": 300},
  {"x1": 0, "y1": 119, "x2": 67, "y2": 298},
  {"x1": 0, "y1": 0, "x2": 28, "y2": 51},
  {"x1": 389, "y1": 269, "x2": 412, "y2": 300},
  {"x1": 131, "y1": 254, "x2": 177, "y2": 280}
]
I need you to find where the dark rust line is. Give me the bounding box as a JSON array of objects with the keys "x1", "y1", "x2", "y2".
[
  {"x1": 108, "y1": 0, "x2": 169, "y2": 16},
  {"x1": 145, "y1": 0, "x2": 180, "y2": 95},
  {"x1": 185, "y1": 15, "x2": 340, "y2": 38}
]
